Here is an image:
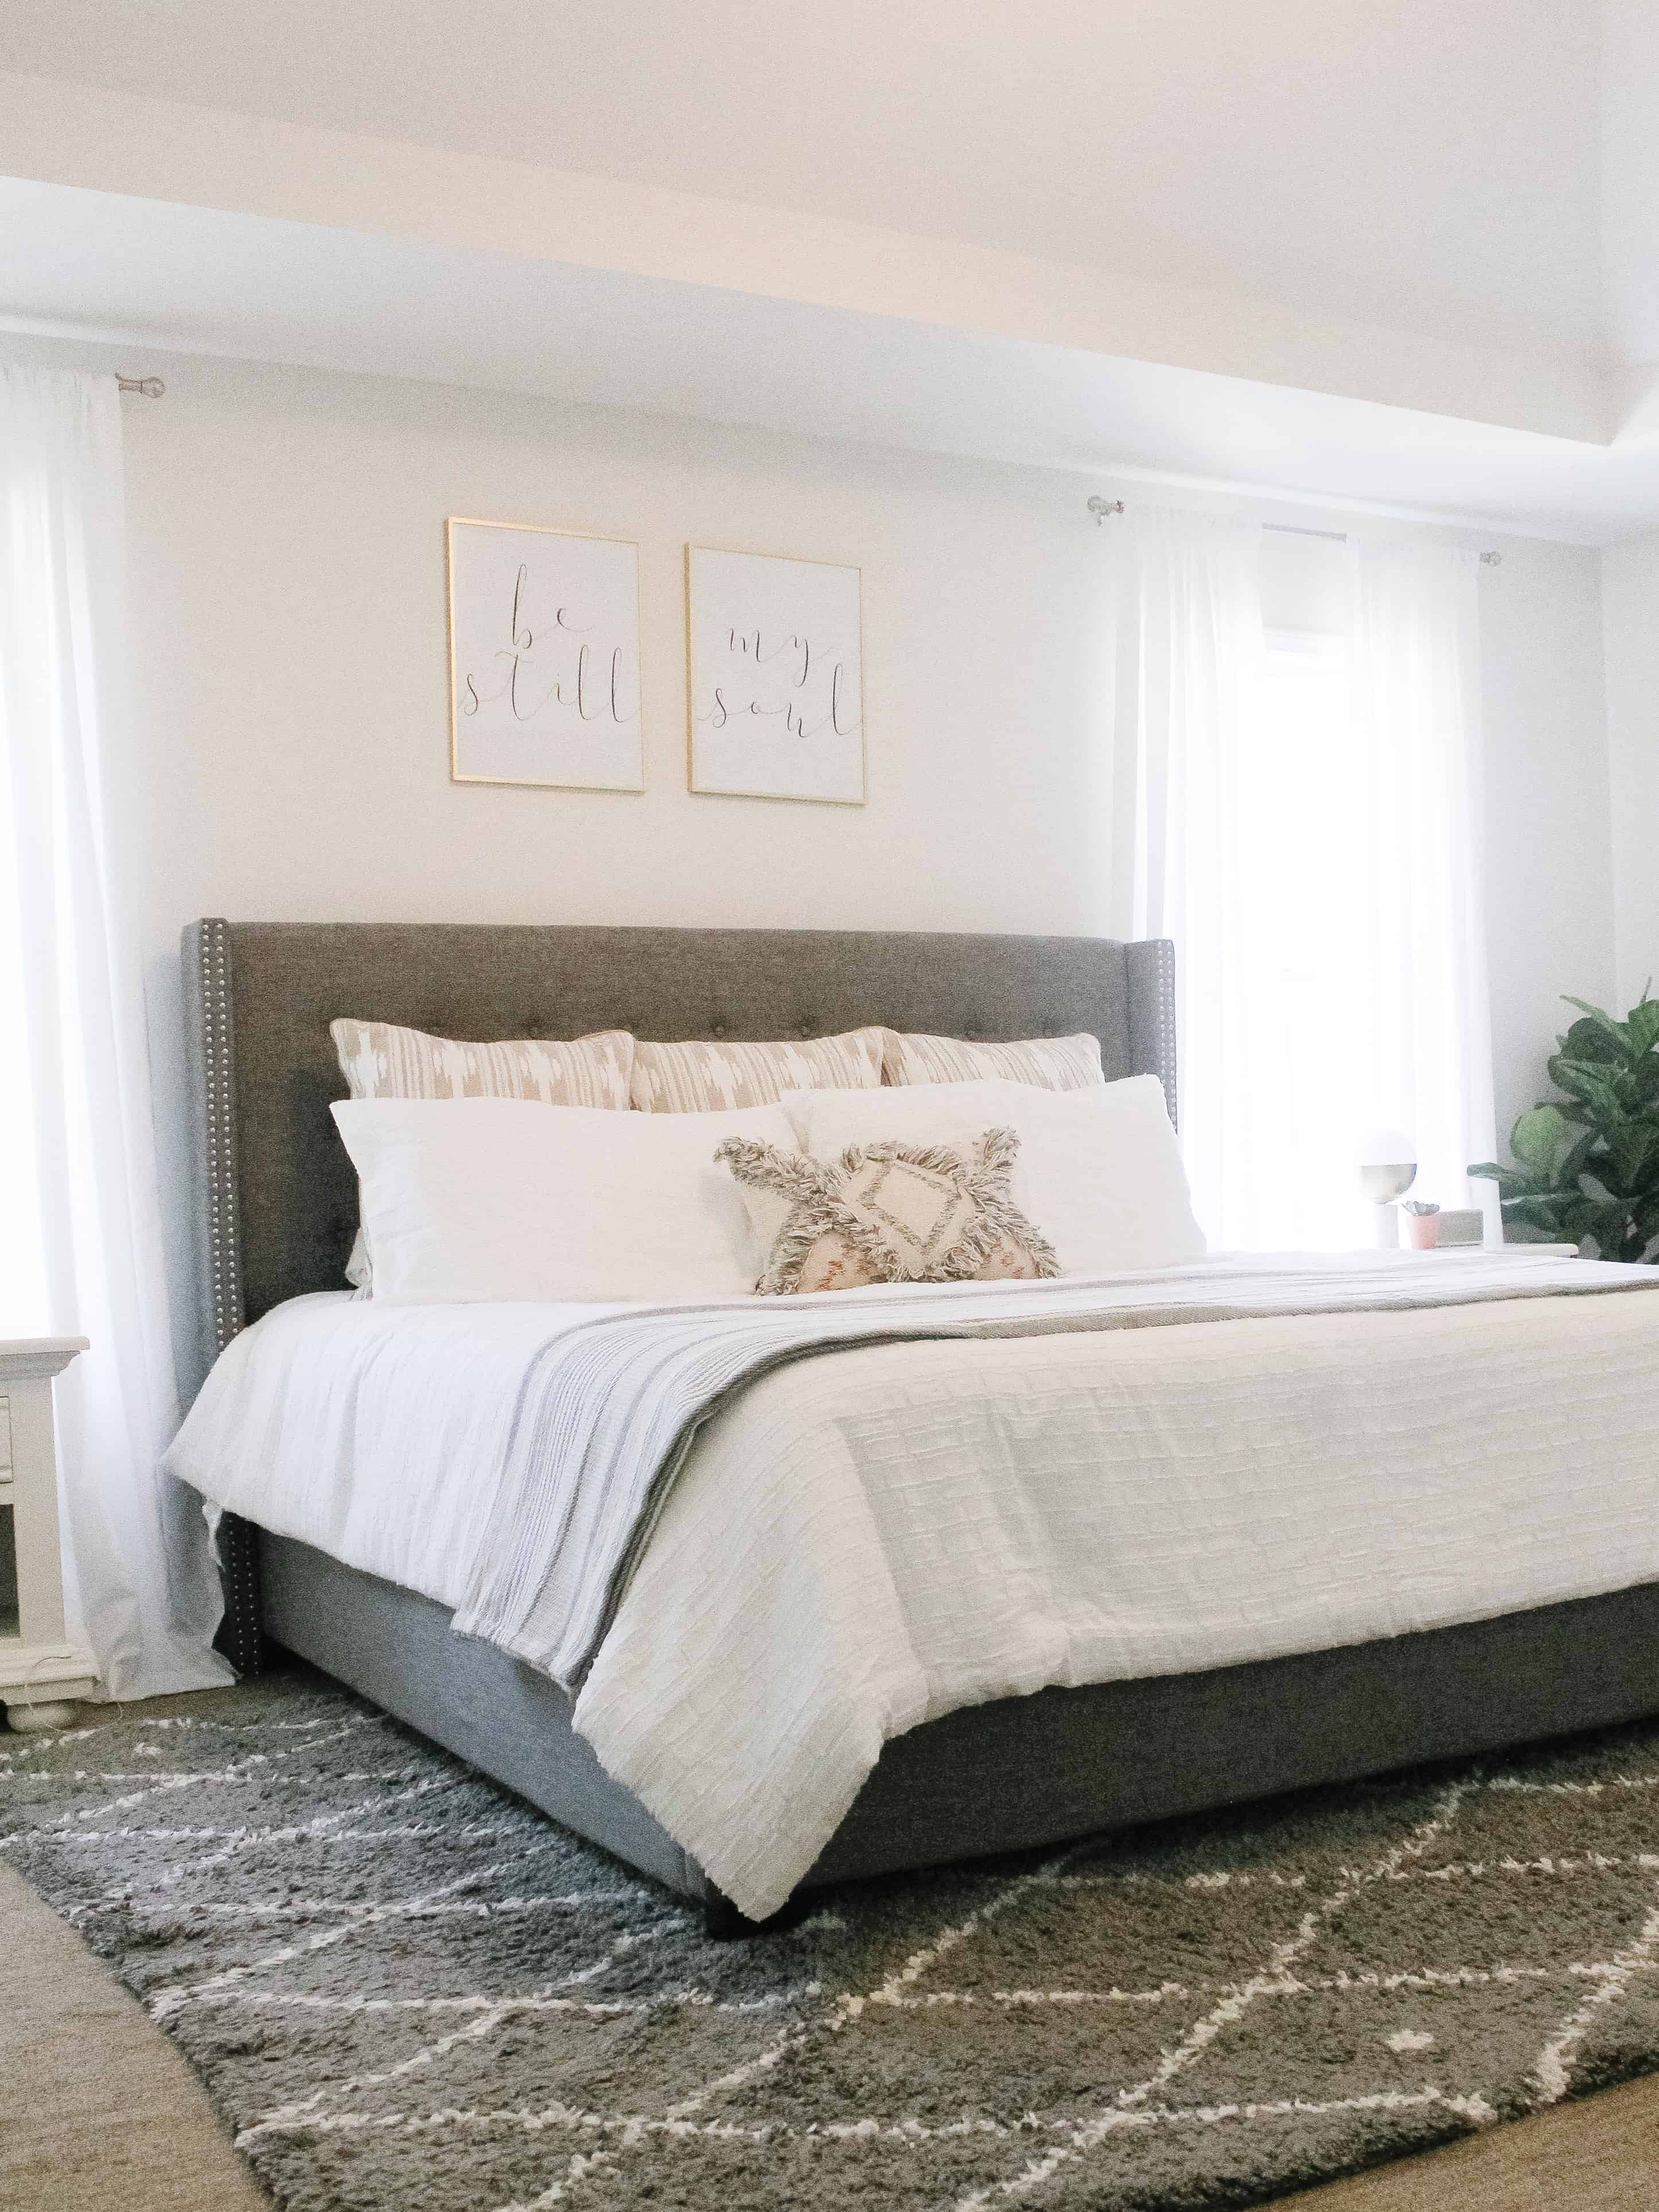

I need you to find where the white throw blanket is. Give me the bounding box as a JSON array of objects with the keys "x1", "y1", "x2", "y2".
[{"x1": 168, "y1": 1251, "x2": 1659, "y2": 1917}]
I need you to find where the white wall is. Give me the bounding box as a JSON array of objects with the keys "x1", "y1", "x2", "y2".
[
  {"x1": 1479, "y1": 534, "x2": 1616, "y2": 1138},
  {"x1": 1, "y1": 342, "x2": 1610, "y2": 1334},
  {"x1": 1603, "y1": 529, "x2": 1659, "y2": 1009},
  {"x1": 122, "y1": 360, "x2": 1117, "y2": 948}
]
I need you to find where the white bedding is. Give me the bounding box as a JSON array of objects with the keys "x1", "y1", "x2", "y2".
[
  {"x1": 164, "y1": 1293, "x2": 618, "y2": 1612},
  {"x1": 168, "y1": 1254, "x2": 1659, "y2": 1918}
]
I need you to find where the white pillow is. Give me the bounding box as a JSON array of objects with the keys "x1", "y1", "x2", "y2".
[
  {"x1": 331, "y1": 1097, "x2": 796, "y2": 1304},
  {"x1": 781, "y1": 1075, "x2": 1204, "y2": 1277}
]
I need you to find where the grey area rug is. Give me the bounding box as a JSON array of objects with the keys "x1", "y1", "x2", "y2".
[{"x1": 5, "y1": 1671, "x2": 1659, "y2": 2212}]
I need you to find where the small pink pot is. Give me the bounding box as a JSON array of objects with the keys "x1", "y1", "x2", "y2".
[{"x1": 1403, "y1": 1211, "x2": 1440, "y2": 1250}]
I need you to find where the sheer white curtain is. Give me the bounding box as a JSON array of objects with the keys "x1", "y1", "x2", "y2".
[
  {"x1": 1111, "y1": 505, "x2": 1271, "y2": 1246},
  {"x1": 1343, "y1": 536, "x2": 1496, "y2": 1220},
  {"x1": 1115, "y1": 505, "x2": 1496, "y2": 1249},
  {"x1": 0, "y1": 364, "x2": 229, "y2": 1699}
]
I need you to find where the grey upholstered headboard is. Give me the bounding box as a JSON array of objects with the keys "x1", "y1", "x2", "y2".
[{"x1": 182, "y1": 919, "x2": 1177, "y2": 1370}]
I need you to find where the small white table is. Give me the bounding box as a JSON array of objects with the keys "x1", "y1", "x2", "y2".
[{"x1": 0, "y1": 1337, "x2": 99, "y2": 1731}]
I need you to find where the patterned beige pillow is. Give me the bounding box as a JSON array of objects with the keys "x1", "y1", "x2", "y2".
[
  {"x1": 881, "y1": 1031, "x2": 1103, "y2": 1090},
  {"x1": 632, "y1": 1028, "x2": 886, "y2": 1113},
  {"x1": 331, "y1": 1020, "x2": 634, "y2": 1107},
  {"x1": 715, "y1": 1126, "x2": 1060, "y2": 1296}
]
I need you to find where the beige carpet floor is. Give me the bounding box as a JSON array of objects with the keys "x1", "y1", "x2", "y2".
[{"x1": 5, "y1": 1693, "x2": 1658, "y2": 2212}]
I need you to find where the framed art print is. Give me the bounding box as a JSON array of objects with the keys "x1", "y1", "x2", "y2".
[
  {"x1": 686, "y1": 545, "x2": 864, "y2": 805},
  {"x1": 448, "y1": 517, "x2": 643, "y2": 792}
]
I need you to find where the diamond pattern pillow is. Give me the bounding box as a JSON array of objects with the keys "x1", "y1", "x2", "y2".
[{"x1": 715, "y1": 1126, "x2": 1061, "y2": 1296}]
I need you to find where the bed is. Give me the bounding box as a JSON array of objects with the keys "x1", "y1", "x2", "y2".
[{"x1": 174, "y1": 917, "x2": 1659, "y2": 1934}]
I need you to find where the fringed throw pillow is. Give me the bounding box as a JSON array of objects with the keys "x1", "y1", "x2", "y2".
[{"x1": 716, "y1": 1126, "x2": 1061, "y2": 1296}]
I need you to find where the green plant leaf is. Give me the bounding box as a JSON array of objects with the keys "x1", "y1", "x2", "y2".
[
  {"x1": 1549, "y1": 1060, "x2": 1630, "y2": 1119},
  {"x1": 1487, "y1": 989, "x2": 1659, "y2": 1266},
  {"x1": 1500, "y1": 1192, "x2": 1573, "y2": 1228},
  {"x1": 1509, "y1": 1104, "x2": 1568, "y2": 1174},
  {"x1": 1558, "y1": 1127, "x2": 1600, "y2": 1188},
  {"x1": 1558, "y1": 1013, "x2": 1625, "y2": 1066},
  {"x1": 1609, "y1": 1123, "x2": 1659, "y2": 1192},
  {"x1": 1563, "y1": 998, "x2": 1635, "y2": 1058}
]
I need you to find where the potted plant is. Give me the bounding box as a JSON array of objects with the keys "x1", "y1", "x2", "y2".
[
  {"x1": 1470, "y1": 990, "x2": 1659, "y2": 1262},
  {"x1": 1399, "y1": 1199, "x2": 1440, "y2": 1250}
]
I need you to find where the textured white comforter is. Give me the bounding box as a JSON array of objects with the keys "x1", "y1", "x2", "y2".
[{"x1": 169, "y1": 1254, "x2": 1659, "y2": 1917}]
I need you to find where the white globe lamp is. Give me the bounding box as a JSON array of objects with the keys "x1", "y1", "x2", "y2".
[{"x1": 1357, "y1": 1127, "x2": 1417, "y2": 1246}]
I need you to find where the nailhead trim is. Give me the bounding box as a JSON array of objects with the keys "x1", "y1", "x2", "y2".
[
  {"x1": 194, "y1": 919, "x2": 261, "y2": 1679},
  {"x1": 1156, "y1": 936, "x2": 1179, "y2": 1132},
  {"x1": 198, "y1": 918, "x2": 247, "y2": 1357}
]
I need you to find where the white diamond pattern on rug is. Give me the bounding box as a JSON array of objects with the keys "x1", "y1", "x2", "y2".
[{"x1": 7, "y1": 1671, "x2": 1659, "y2": 2211}]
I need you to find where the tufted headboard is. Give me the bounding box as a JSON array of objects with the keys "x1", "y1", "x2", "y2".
[{"x1": 182, "y1": 919, "x2": 1177, "y2": 1375}]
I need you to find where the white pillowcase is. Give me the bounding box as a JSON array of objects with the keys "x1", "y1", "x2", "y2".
[
  {"x1": 332, "y1": 1097, "x2": 795, "y2": 1304},
  {"x1": 781, "y1": 1075, "x2": 1204, "y2": 1277}
]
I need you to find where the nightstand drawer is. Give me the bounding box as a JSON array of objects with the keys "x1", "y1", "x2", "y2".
[
  {"x1": 0, "y1": 1390, "x2": 17, "y2": 1643},
  {"x1": 0, "y1": 1485, "x2": 15, "y2": 1641}
]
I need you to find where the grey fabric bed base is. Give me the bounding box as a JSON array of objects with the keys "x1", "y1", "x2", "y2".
[{"x1": 262, "y1": 1531, "x2": 1659, "y2": 1934}]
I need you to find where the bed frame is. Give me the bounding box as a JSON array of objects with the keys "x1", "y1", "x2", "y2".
[{"x1": 182, "y1": 918, "x2": 1659, "y2": 1934}]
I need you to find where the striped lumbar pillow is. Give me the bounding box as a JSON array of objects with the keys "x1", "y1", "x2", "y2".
[
  {"x1": 630, "y1": 1029, "x2": 886, "y2": 1112},
  {"x1": 881, "y1": 1031, "x2": 1103, "y2": 1090},
  {"x1": 331, "y1": 1020, "x2": 634, "y2": 1108}
]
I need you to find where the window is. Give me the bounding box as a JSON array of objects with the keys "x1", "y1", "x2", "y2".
[
  {"x1": 1119, "y1": 511, "x2": 1493, "y2": 1254},
  {"x1": 1242, "y1": 619, "x2": 1377, "y2": 1246}
]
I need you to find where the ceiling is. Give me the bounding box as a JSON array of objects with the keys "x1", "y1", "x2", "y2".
[
  {"x1": 0, "y1": 0, "x2": 1612, "y2": 361},
  {"x1": 2, "y1": 3, "x2": 1658, "y2": 543}
]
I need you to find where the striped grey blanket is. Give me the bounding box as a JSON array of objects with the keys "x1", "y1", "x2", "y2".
[{"x1": 451, "y1": 1247, "x2": 1654, "y2": 1689}]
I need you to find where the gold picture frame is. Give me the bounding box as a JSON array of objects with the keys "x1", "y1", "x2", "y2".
[
  {"x1": 447, "y1": 514, "x2": 645, "y2": 794},
  {"x1": 685, "y1": 542, "x2": 866, "y2": 806}
]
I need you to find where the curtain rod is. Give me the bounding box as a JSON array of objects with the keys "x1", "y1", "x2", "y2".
[
  {"x1": 116, "y1": 376, "x2": 165, "y2": 397},
  {"x1": 1086, "y1": 496, "x2": 1501, "y2": 565}
]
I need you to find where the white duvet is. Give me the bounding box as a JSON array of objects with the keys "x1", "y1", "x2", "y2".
[{"x1": 169, "y1": 1254, "x2": 1659, "y2": 1918}]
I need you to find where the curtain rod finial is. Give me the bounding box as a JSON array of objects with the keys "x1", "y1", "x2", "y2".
[
  {"x1": 1088, "y1": 496, "x2": 1124, "y2": 524},
  {"x1": 116, "y1": 376, "x2": 165, "y2": 399}
]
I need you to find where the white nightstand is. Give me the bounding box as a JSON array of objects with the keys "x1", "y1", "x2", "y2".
[{"x1": 0, "y1": 1337, "x2": 99, "y2": 1731}]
